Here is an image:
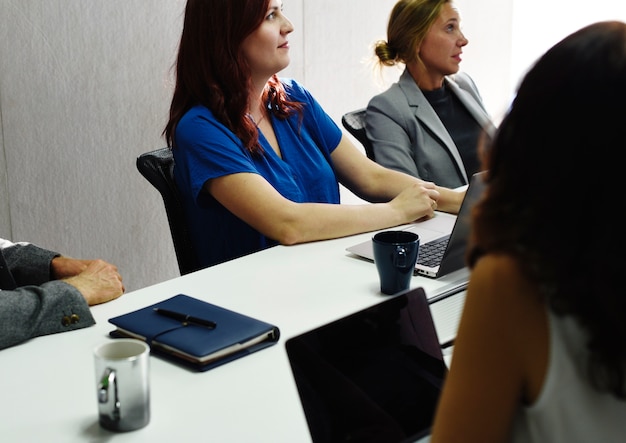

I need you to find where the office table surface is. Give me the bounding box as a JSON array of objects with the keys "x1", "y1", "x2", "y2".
[{"x1": 0, "y1": 224, "x2": 468, "y2": 443}]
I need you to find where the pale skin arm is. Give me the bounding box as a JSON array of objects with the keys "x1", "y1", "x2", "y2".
[
  {"x1": 434, "y1": 186, "x2": 465, "y2": 214},
  {"x1": 51, "y1": 257, "x2": 125, "y2": 306},
  {"x1": 429, "y1": 254, "x2": 549, "y2": 442},
  {"x1": 330, "y1": 135, "x2": 464, "y2": 213},
  {"x1": 206, "y1": 135, "x2": 462, "y2": 245}
]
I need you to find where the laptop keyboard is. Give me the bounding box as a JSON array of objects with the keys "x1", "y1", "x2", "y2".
[{"x1": 417, "y1": 235, "x2": 450, "y2": 267}]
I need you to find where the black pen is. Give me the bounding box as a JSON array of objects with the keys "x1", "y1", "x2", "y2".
[{"x1": 153, "y1": 308, "x2": 217, "y2": 329}]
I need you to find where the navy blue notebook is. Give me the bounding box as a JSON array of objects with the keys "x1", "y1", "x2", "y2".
[{"x1": 108, "y1": 294, "x2": 280, "y2": 371}]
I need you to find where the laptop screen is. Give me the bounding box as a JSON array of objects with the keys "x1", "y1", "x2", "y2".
[
  {"x1": 436, "y1": 171, "x2": 486, "y2": 277},
  {"x1": 285, "y1": 287, "x2": 447, "y2": 443}
]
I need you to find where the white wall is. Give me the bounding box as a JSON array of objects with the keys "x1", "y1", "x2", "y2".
[
  {"x1": 1, "y1": 0, "x2": 623, "y2": 291},
  {"x1": 510, "y1": 0, "x2": 626, "y2": 96}
]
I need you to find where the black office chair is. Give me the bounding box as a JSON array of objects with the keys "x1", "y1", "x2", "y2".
[
  {"x1": 136, "y1": 147, "x2": 201, "y2": 275},
  {"x1": 341, "y1": 108, "x2": 375, "y2": 161}
]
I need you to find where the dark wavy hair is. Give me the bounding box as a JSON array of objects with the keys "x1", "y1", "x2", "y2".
[
  {"x1": 469, "y1": 21, "x2": 626, "y2": 398},
  {"x1": 163, "y1": 0, "x2": 302, "y2": 155}
]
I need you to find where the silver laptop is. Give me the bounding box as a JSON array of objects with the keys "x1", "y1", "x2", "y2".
[
  {"x1": 285, "y1": 287, "x2": 447, "y2": 443},
  {"x1": 347, "y1": 172, "x2": 486, "y2": 279}
]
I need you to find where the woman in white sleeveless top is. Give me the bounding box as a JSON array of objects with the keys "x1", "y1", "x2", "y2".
[{"x1": 430, "y1": 21, "x2": 626, "y2": 442}]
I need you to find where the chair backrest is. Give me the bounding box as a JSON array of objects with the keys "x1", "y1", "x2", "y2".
[
  {"x1": 341, "y1": 108, "x2": 375, "y2": 161},
  {"x1": 136, "y1": 147, "x2": 201, "y2": 275}
]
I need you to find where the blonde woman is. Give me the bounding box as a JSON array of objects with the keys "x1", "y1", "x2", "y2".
[{"x1": 367, "y1": 0, "x2": 495, "y2": 189}]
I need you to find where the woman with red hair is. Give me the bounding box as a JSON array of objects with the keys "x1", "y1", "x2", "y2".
[{"x1": 163, "y1": 0, "x2": 463, "y2": 268}]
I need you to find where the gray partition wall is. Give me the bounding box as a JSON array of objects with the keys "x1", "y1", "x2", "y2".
[
  {"x1": 0, "y1": 1, "x2": 188, "y2": 289},
  {"x1": 1, "y1": 0, "x2": 623, "y2": 291}
]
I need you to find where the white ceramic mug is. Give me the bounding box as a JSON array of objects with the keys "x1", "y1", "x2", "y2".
[{"x1": 93, "y1": 339, "x2": 150, "y2": 432}]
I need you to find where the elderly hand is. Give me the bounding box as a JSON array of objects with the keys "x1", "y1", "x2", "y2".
[{"x1": 62, "y1": 259, "x2": 125, "y2": 305}]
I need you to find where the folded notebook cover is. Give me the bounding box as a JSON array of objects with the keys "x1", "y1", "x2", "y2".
[{"x1": 108, "y1": 294, "x2": 280, "y2": 372}]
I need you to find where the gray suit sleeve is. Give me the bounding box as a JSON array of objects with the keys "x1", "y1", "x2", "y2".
[
  {"x1": 0, "y1": 239, "x2": 58, "y2": 286},
  {"x1": 366, "y1": 91, "x2": 422, "y2": 178},
  {"x1": 0, "y1": 280, "x2": 95, "y2": 350},
  {"x1": 0, "y1": 239, "x2": 95, "y2": 350}
]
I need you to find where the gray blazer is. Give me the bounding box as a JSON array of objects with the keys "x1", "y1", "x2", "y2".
[
  {"x1": 0, "y1": 239, "x2": 94, "y2": 350},
  {"x1": 366, "y1": 69, "x2": 496, "y2": 188}
]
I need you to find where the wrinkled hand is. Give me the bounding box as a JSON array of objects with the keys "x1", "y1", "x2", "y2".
[
  {"x1": 62, "y1": 259, "x2": 125, "y2": 306},
  {"x1": 51, "y1": 256, "x2": 93, "y2": 279}
]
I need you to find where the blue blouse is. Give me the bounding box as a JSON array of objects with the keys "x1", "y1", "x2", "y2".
[{"x1": 173, "y1": 79, "x2": 343, "y2": 268}]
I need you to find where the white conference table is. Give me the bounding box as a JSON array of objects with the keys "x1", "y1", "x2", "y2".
[{"x1": 0, "y1": 221, "x2": 468, "y2": 443}]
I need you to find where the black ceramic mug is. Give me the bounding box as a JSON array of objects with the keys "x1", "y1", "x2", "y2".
[{"x1": 372, "y1": 231, "x2": 420, "y2": 295}]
